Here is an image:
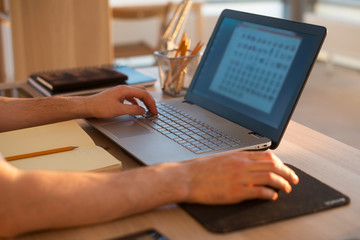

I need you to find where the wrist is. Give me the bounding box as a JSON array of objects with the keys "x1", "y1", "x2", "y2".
[
  {"x1": 155, "y1": 162, "x2": 191, "y2": 204},
  {"x1": 66, "y1": 96, "x2": 93, "y2": 119}
]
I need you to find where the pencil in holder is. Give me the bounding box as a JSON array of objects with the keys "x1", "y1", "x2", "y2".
[{"x1": 154, "y1": 49, "x2": 202, "y2": 97}]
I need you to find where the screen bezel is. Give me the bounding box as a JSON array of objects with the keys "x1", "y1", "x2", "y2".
[{"x1": 185, "y1": 9, "x2": 327, "y2": 149}]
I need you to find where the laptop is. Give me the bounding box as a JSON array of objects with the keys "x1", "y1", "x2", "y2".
[{"x1": 87, "y1": 9, "x2": 326, "y2": 165}]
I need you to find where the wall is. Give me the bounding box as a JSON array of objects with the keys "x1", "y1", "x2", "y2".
[
  {"x1": 112, "y1": 2, "x2": 283, "y2": 52},
  {"x1": 305, "y1": 3, "x2": 360, "y2": 69},
  {"x1": 1, "y1": 0, "x2": 113, "y2": 82}
]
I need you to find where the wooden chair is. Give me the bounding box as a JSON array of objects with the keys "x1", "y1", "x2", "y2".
[{"x1": 112, "y1": 4, "x2": 173, "y2": 58}]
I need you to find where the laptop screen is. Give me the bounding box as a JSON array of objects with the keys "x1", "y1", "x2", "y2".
[{"x1": 185, "y1": 10, "x2": 326, "y2": 149}]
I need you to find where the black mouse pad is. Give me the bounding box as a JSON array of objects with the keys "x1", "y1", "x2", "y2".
[{"x1": 180, "y1": 164, "x2": 350, "y2": 233}]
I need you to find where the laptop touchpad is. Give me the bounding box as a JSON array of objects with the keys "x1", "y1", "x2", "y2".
[{"x1": 102, "y1": 120, "x2": 150, "y2": 138}]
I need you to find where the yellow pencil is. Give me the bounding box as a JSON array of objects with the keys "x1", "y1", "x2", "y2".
[{"x1": 5, "y1": 146, "x2": 78, "y2": 161}]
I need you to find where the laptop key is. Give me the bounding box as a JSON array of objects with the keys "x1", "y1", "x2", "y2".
[
  {"x1": 167, "y1": 134, "x2": 177, "y2": 139},
  {"x1": 212, "y1": 145, "x2": 231, "y2": 150},
  {"x1": 194, "y1": 149, "x2": 213, "y2": 154},
  {"x1": 190, "y1": 134, "x2": 203, "y2": 140},
  {"x1": 179, "y1": 135, "x2": 192, "y2": 140}
]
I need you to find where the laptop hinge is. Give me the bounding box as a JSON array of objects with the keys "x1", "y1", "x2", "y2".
[
  {"x1": 249, "y1": 132, "x2": 264, "y2": 138},
  {"x1": 183, "y1": 100, "x2": 194, "y2": 104}
]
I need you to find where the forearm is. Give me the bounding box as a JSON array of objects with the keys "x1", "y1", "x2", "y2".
[
  {"x1": 0, "y1": 85, "x2": 158, "y2": 132},
  {"x1": 0, "y1": 96, "x2": 90, "y2": 132},
  {"x1": 0, "y1": 149, "x2": 299, "y2": 237},
  {"x1": 0, "y1": 163, "x2": 188, "y2": 237}
]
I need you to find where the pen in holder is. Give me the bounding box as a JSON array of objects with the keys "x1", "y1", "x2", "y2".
[{"x1": 155, "y1": 49, "x2": 202, "y2": 97}]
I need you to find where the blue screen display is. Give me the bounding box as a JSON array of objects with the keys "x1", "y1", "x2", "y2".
[
  {"x1": 210, "y1": 22, "x2": 302, "y2": 114},
  {"x1": 185, "y1": 12, "x2": 326, "y2": 148}
]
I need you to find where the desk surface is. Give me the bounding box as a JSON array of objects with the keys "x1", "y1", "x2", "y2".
[{"x1": 5, "y1": 74, "x2": 360, "y2": 240}]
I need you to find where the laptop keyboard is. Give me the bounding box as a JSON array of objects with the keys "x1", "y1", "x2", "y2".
[{"x1": 135, "y1": 103, "x2": 242, "y2": 154}]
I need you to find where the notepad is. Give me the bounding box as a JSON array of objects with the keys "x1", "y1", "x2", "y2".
[{"x1": 0, "y1": 121, "x2": 121, "y2": 171}]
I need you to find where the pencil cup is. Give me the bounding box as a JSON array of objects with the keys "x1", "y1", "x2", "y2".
[{"x1": 154, "y1": 49, "x2": 202, "y2": 97}]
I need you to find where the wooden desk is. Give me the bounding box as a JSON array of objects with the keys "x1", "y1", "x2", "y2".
[{"x1": 3, "y1": 75, "x2": 360, "y2": 240}]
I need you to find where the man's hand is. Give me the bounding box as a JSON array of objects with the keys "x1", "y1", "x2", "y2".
[
  {"x1": 180, "y1": 151, "x2": 299, "y2": 204},
  {"x1": 85, "y1": 85, "x2": 158, "y2": 119}
]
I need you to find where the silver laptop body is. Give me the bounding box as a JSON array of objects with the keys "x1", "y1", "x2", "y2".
[{"x1": 87, "y1": 9, "x2": 326, "y2": 165}]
